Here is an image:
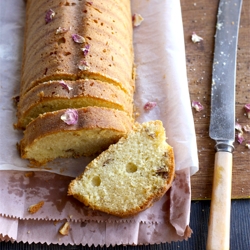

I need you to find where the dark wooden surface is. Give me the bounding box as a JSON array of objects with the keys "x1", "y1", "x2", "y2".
[
  {"x1": 181, "y1": 0, "x2": 250, "y2": 199},
  {"x1": 1, "y1": 0, "x2": 249, "y2": 249}
]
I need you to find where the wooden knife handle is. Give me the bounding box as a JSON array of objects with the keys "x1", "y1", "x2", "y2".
[{"x1": 206, "y1": 151, "x2": 233, "y2": 250}]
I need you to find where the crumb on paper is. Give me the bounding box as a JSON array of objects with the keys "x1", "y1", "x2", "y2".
[
  {"x1": 132, "y1": 13, "x2": 144, "y2": 27},
  {"x1": 28, "y1": 201, "x2": 44, "y2": 214},
  {"x1": 191, "y1": 101, "x2": 204, "y2": 112},
  {"x1": 53, "y1": 220, "x2": 59, "y2": 226},
  {"x1": 191, "y1": 32, "x2": 203, "y2": 43},
  {"x1": 24, "y1": 171, "x2": 34, "y2": 178},
  {"x1": 59, "y1": 222, "x2": 70, "y2": 236}
]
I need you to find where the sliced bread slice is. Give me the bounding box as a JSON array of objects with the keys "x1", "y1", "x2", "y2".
[
  {"x1": 20, "y1": 106, "x2": 133, "y2": 165},
  {"x1": 16, "y1": 79, "x2": 134, "y2": 129},
  {"x1": 68, "y1": 120, "x2": 175, "y2": 217}
]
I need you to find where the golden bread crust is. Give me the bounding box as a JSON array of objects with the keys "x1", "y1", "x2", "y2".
[{"x1": 21, "y1": 0, "x2": 135, "y2": 95}]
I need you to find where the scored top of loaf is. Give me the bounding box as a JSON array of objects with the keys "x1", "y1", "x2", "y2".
[{"x1": 21, "y1": 0, "x2": 135, "y2": 95}]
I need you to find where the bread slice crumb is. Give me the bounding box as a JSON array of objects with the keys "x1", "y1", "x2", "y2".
[
  {"x1": 28, "y1": 201, "x2": 44, "y2": 214},
  {"x1": 59, "y1": 222, "x2": 70, "y2": 236},
  {"x1": 68, "y1": 120, "x2": 175, "y2": 217}
]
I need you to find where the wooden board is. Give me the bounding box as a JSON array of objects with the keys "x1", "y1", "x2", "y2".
[{"x1": 180, "y1": 0, "x2": 250, "y2": 199}]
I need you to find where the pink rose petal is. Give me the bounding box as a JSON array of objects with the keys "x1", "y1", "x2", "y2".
[
  {"x1": 81, "y1": 44, "x2": 90, "y2": 56},
  {"x1": 236, "y1": 132, "x2": 244, "y2": 144},
  {"x1": 59, "y1": 80, "x2": 73, "y2": 93},
  {"x1": 56, "y1": 27, "x2": 70, "y2": 34},
  {"x1": 192, "y1": 101, "x2": 204, "y2": 112},
  {"x1": 244, "y1": 103, "x2": 250, "y2": 118},
  {"x1": 78, "y1": 60, "x2": 90, "y2": 71},
  {"x1": 45, "y1": 9, "x2": 55, "y2": 24},
  {"x1": 144, "y1": 101, "x2": 157, "y2": 111},
  {"x1": 235, "y1": 122, "x2": 243, "y2": 133},
  {"x1": 61, "y1": 109, "x2": 78, "y2": 125},
  {"x1": 243, "y1": 125, "x2": 250, "y2": 133},
  {"x1": 72, "y1": 34, "x2": 85, "y2": 43}
]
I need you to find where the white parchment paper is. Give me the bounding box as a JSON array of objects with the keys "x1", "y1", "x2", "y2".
[
  {"x1": 0, "y1": 0, "x2": 198, "y2": 177},
  {"x1": 0, "y1": 0, "x2": 199, "y2": 245}
]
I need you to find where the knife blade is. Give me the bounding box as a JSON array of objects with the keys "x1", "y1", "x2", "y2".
[{"x1": 207, "y1": 0, "x2": 243, "y2": 249}]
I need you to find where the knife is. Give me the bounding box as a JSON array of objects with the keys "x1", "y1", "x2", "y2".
[{"x1": 207, "y1": 0, "x2": 243, "y2": 249}]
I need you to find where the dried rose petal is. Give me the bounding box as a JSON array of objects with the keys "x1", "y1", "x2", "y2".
[
  {"x1": 132, "y1": 13, "x2": 144, "y2": 27},
  {"x1": 191, "y1": 32, "x2": 203, "y2": 43},
  {"x1": 56, "y1": 27, "x2": 69, "y2": 34},
  {"x1": 235, "y1": 122, "x2": 243, "y2": 133},
  {"x1": 81, "y1": 44, "x2": 90, "y2": 56},
  {"x1": 45, "y1": 9, "x2": 55, "y2": 24},
  {"x1": 144, "y1": 101, "x2": 157, "y2": 111},
  {"x1": 78, "y1": 60, "x2": 90, "y2": 71},
  {"x1": 72, "y1": 34, "x2": 85, "y2": 43},
  {"x1": 246, "y1": 143, "x2": 250, "y2": 149},
  {"x1": 236, "y1": 132, "x2": 244, "y2": 144},
  {"x1": 192, "y1": 101, "x2": 204, "y2": 112},
  {"x1": 244, "y1": 103, "x2": 250, "y2": 118},
  {"x1": 61, "y1": 109, "x2": 78, "y2": 125},
  {"x1": 59, "y1": 80, "x2": 73, "y2": 93},
  {"x1": 243, "y1": 124, "x2": 250, "y2": 133}
]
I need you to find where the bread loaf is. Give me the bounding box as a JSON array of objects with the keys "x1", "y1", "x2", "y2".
[
  {"x1": 17, "y1": 0, "x2": 135, "y2": 164},
  {"x1": 20, "y1": 0, "x2": 135, "y2": 96},
  {"x1": 20, "y1": 107, "x2": 133, "y2": 165},
  {"x1": 68, "y1": 121, "x2": 175, "y2": 217}
]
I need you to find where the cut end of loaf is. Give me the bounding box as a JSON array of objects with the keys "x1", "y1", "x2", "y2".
[
  {"x1": 68, "y1": 120, "x2": 175, "y2": 217},
  {"x1": 20, "y1": 107, "x2": 133, "y2": 165}
]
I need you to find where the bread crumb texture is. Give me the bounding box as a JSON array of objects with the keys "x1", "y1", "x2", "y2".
[{"x1": 68, "y1": 120, "x2": 175, "y2": 217}]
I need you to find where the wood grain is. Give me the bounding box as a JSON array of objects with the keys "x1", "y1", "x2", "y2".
[{"x1": 180, "y1": 0, "x2": 250, "y2": 200}]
